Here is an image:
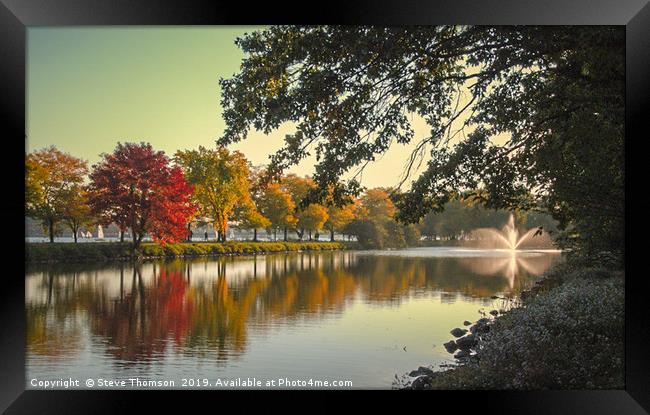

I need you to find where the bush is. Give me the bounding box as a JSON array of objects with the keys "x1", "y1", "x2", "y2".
[
  {"x1": 26, "y1": 241, "x2": 347, "y2": 263},
  {"x1": 418, "y1": 268, "x2": 624, "y2": 390}
]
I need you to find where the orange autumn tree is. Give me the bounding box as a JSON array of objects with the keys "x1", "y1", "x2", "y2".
[
  {"x1": 257, "y1": 182, "x2": 296, "y2": 241},
  {"x1": 87, "y1": 142, "x2": 196, "y2": 249},
  {"x1": 280, "y1": 174, "x2": 315, "y2": 240},
  {"x1": 324, "y1": 190, "x2": 357, "y2": 242},
  {"x1": 26, "y1": 146, "x2": 88, "y2": 243},
  {"x1": 295, "y1": 203, "x2": 328, "y2": 241}
]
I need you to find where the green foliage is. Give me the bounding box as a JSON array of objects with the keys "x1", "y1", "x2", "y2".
[
  {"x1": 403, "y1": 223, "x2": 422, "y2": 246},
  {"x1": 220, "y1": 26, "x2": 623, "y2": 256},
  {"x1": 344, "y1": 219, "x2": 387, "y2": 249},
  {"x1": 26, "y1": 241, "x2": 346, "y2": 263},
  {"x1": 419, "y1": 198, "x2": 558, "y2": 240}
]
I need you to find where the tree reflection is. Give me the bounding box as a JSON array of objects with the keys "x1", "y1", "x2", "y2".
[{"x1": 26, "y1": 250, "x2": 561, "y2": 362}]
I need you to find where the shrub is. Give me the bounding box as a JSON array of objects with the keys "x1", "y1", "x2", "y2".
[
  {"x1": 26, "y1": 241, "x2": 346, "y2": 263},
  {"x1": 419, "y1": 268, "x2": 624, "y2": 390}
]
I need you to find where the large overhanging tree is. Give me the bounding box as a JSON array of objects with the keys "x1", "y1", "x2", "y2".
[{"x1": 219, "y1": 26, "x2": 624, "y2": 254}]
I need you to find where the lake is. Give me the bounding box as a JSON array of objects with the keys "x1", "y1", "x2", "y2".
[{"x1": 25, "y1": 247, "x2": 562, "y2": 389}]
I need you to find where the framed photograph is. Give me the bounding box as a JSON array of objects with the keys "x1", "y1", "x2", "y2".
[{"x1": 2, "y1": 0, "x2": 648, "y2": 413}]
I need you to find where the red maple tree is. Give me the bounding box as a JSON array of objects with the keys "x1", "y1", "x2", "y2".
[{"x1": 87, "y1": 142, "x2": 196, "y2": 248}]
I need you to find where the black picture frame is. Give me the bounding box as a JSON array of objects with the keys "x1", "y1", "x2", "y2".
[{"x1": 2, "y1": 0, "x2": 648, "y2": 413}]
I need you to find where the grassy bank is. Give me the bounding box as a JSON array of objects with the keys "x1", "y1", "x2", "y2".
[
  {"x1": 399, "y1": 261, "x2": 624, "y2": 390},
  {"x1": 26, "y1": 241, "x2": 347, "y2": 263}
]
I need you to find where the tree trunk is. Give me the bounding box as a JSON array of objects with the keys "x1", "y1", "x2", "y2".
[
  {"x1": 315, "y1": 232, "x2": 319, "y2": 241},
  {"x1": 49, "y1": 220, "x2": 54, "y2": 243},
  {"x1": 222, "y1": 223, "x2": 228, "y2": 242},
  {"x1": 132, "y1": 230, "x2": 140, "y2": 252},
  {"x1": 283, "y1": 227, "x2": 288, "y2": 241},
  {"x1": 120, "y1": 230, "x2": 125, "y2": 242},
  {"x1": 330, "y1": 228, "x2": 335, "y2": 242},
  {"x1": 253, "y1": 229, "x2": 258, "y2": 242},
  {"x1": 309, "y1": 230, "x2": 312, "y2": 241},
  {"x1": 73, "y1": 226, "x2": 78, "y2": 243}
]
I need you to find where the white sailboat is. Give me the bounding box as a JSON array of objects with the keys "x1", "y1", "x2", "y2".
[{"x1": 97, "y1": 225, "x2": 105, "y2": 240}]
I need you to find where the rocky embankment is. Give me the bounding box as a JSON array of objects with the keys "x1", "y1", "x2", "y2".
[{"x1": 405, "y1": 313, "x2": 495, "y2": 390}]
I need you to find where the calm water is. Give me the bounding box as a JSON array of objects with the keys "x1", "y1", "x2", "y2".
[{"x1": 26, "y1": 247, "x2": 562, "y2": 389}]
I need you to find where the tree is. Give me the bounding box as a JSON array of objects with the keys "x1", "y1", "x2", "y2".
[
  {"x1": 280, "y1": 173, "x2": 315, "y2": 239},
  {"x1": 257, "y1": 182, "x2": 296, "y2": 241},
  {"x1": 87, "y1": 142, "x2": 195, "y2": 249},
  {"x1": 25, "y1": 157, "x2": 47, "y2": 215},
  {"x1": 175, "y1": 146, "x2": 255, "y2": 242},
  {"x1": 295, "y1": 203, "x2": 329, "y2": 240},
  {"x1": 60, "y1": 189, "x2": 95, "y2": 243},
  {"x1": 343, "y1": 188, "x2": 401, "y2": 248},
  {"x1": 344, "y1": 219, "x2": 388, "y2": 249},
  {"x1": 236, "y1": 166, "x2": 271, "y2": 241},
  {"x1": 219, "y1": 26, "x2": 624, "y2": 255},
  {"x1": 403, "y1": 223, "x2": 422, "y2": 246},
  {"x1": 325, "y1": 202, "x2": 356, "y2": 242},
  {"x1": 359, "y1": 188, "x2": 396, "y2": 223},
  {"x1": 26, "y1": 147, "x2": 88, "y2": 243},
  {"x1": 234, "y1": 199, "x2": 271, "y2": 241}
]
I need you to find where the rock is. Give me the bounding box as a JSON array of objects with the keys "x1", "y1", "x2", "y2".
[
  {"x1": 454, "y1": 349, "x2": 470, "y2": 359},
  {"x1": 463, "y1": 320, "x2": 472, "y2": 326},
  {"x1": 489, "y1": 309, "x2": 499, "y2": 316},
  {"x1": 410, "y1": 375, "x2": 432, "y2": 390},
  {"x1": 443, "y1": 340, "x2": 458, "y2": 353},
  {"x1": 470, "y1": 322, "x2": 490, "y2": 334},
  {"x1": 450, "y1": 327, "x2": 468, "y2": 337},
  {"x1": 455, "y1": 334, "x2": 477, "y2": 350},
  {"x1": 470, "y1": 317, "x2": 491, "y2": 334},
  {"x1": 409, "y1": 366, "x2": 434, "y2": 377}
]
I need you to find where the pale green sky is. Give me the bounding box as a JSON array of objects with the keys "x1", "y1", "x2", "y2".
[{"x1": 27, "y1": 27, "x2": 440, "y2": 189}]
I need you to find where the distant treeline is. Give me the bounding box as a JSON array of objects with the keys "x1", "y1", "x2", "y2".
[
  {"x1": 418, "y1": 199, "x2": 558, "y2": 242},
  {"x1": 26, "y1": 144, "x2": 559, "y2": 251}
]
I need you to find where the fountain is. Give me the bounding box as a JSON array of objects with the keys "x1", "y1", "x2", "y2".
[{"x1": 468, "y1": 213, "x2": 540, "y2": 251}]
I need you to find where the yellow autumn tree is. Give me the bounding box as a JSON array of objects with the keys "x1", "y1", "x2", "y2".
[{"x1": 175, "y1": 146, "x2": 257, "y2": 242}]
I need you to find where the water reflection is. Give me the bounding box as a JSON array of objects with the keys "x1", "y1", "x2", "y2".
[{"x1": 26, "y1": 248, "x2": 561, "y2": 385}]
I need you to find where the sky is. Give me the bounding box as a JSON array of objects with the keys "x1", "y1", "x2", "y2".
[{"x1": 27, "y1": 27, "x2": 441, "y2": 189}]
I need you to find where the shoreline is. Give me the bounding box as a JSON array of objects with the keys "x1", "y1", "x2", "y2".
[
  {"x1": 397, "y1": 261, "x2": 624, "y2": 390},
  {"x1": 25, "y1": 241, "x2": 349, "y2": 264}
]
